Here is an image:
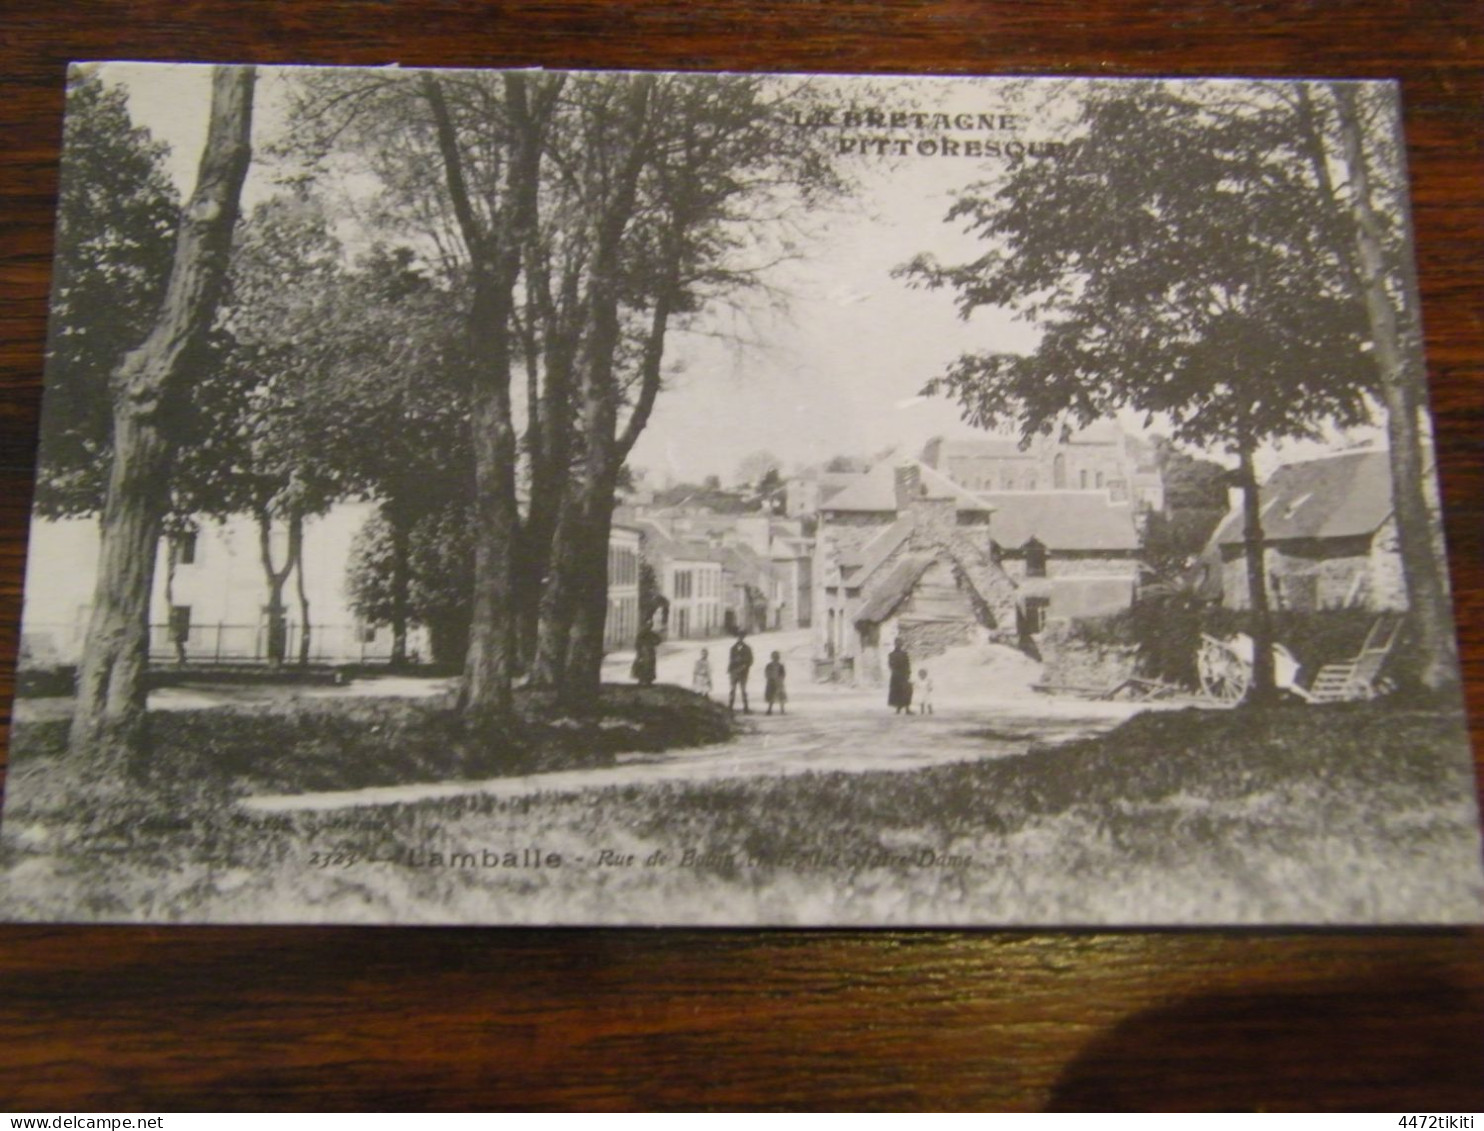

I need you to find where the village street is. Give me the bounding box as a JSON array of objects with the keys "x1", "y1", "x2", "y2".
[{"x1": 240, "y1": 628, "x2": 1156, "y2": 814}]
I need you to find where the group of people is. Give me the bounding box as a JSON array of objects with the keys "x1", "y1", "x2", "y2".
[
  {"x1": 691, "y1": 632, "x2": 787, "y2": 715},
  {"x1": 639, "y1": 623, "x2": 936, "y2": 716}
]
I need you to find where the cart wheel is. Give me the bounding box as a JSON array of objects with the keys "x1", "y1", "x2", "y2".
[{"x1": 1197, "y1": 639, "x2": 1249, "y2": 703}]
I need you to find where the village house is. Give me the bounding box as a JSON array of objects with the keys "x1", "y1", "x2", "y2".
[
  {"x1": 783, "y1": 467, "x2": 872, "y2": 518},
  {"x1": 604, "y1": 522, "x2": 643, "y2": 650},
  {"x1": 974, "y1": 491, "x2": 1143, "y2": 630},
  {"x1": 815, "y1": 460, "x2": 1015, "y2": 684},
  {"x1": 1203, "y1": 448, "x2": 1427, "y2": 612},
  {"x1": 625, "y1": 505, "x2": 813, "y2": 632},
  {"x1": 19, "y1": 503, "x2": 423, "y2": 667},
  {"x1": 632, "y1": 518, "x2": 725, "y2": 640},
  {"x1": 922, "y1": 420, "x2": 1165, "y2": 513},
  {"x1": 20, "y1": 507, "x2": 653, "y2": 667},
  {"x1": 814, "y1": 458, "x2": 1143, "y2": 684}
]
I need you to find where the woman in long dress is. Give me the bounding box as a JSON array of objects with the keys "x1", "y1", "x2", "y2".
[
  {"x1": 632, "y1": 625, "x2": 660, "y2": 686},
  {"x1": 887, "y1": 640, "x2": 913, "y2": 714}
]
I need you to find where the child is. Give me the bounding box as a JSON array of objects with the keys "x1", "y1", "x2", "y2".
[
  {"x1": 764, "y1": 650, "x2": 787, "y2": 715},
  {"x1": 916, "y1": 667, "x2": 934, "y2": 715},
  {"x1": 692, "y1": 648, "x2": 713, "y2": 698}
]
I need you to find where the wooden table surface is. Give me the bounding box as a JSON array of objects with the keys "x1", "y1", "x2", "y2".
[{"x1": 1, "y1": 0, "x2": 1481, "y2": 1112}]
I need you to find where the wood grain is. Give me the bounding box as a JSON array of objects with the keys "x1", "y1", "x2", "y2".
[{"x1": 1, "y1": 0, "x2": 1481, "y2": 1111}]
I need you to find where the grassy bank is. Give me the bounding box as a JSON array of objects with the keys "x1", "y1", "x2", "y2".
[
  {"x1": 7, "y1": 683, "x2": 735, "y2": 795},
  {"x1": 2, "y1": 701, "x2": 1480, "y2": 925}
]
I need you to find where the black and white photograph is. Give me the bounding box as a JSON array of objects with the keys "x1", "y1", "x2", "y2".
[{"x1": 2, "y1": 62, "x2": 1481, "y2": 925}]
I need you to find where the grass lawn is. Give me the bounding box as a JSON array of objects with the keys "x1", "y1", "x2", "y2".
[{"x1": 2, "y1": 696, "x2": 1481, "y2": 925}]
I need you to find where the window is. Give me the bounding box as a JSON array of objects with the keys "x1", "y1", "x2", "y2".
[
  {"x1": 1079, "y1": 469, "x2": 1089, "y2": 489},
  {"x1": 1023, "y1": 596, "x2": 1050, "y2": 634},
  {"x1": 1024, "y1": 538, "x2": 1048, "y2": 579},
  {"x1": 1095, "y1": 471, "x2": 1104, "y2": 489},
  {"x1": 359, "y1": 624, "x2": 378, "y2": 643},
  {"x1": 168, "y1": 605, "x2": 192, "y2": 643},
  {"x1": 175, "y1": 530, "x2": 198, "y2": 565},
  {"x1": 675, "y1": 570, "x2": 693, "y2": 599},
  {"x1": 609, "y1": 546, "x2": 636, "y2": 587}
]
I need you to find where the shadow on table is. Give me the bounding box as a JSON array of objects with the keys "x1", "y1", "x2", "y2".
[{"x1": 1048, "y1": 963, "x2": 1484, "y2": 1111}]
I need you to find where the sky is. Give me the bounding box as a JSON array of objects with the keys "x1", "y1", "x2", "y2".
[{"x1": 97, "y1": 64, "x2": 1387, "y2": 487}]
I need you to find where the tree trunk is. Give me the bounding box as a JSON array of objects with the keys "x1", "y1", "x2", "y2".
[
  {"x1": 387, "y1": 502, "x2": 411, "y2": 668},
  {"x1": 294, "y1": 519, "x2": 312, "y2": 666},
  {"x1": 69, "y1": 415, "x2": 171, "y2": 767},
  {"x1": 531, "y1": 486, "x2": 579, "y2": 687},
  {"x1": 69, "y1": 65, "x2": 254, "y2": 769},
  {"x1": 1331, "y1": 83, "x2": 1458, "y2": 694},
  {"x1": 256, "y1": 508, "x2": 299, "y2": 668},
  {"x1": 422, "y1": 72, "x2": 545, "y2": 730},
  {"x1": 562, "y1": 477, "x2": 619, "y2": 702},
  {"x1": 428, "y1": 611, "x2": 470, "y2": 667},
  {"x1": 163, "y1": 534, "x2": 186, "y2": 665},
  {"x1": 1236, "y1": 447, "x2": 1277, "y2": 706},
  {"x1": 458, "y1": 331, "x2": 520, "y2": 728}
]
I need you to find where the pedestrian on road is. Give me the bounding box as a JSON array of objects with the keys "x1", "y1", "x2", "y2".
[
  {"x1": 917, "y1": 667, "x2": 934, "y2": 715},
  {"x1": 888, "y1": 639, "x2": 913, "y2": 714},
  {"x1": 728, "y1": 631, "x2": 754, "y2": 713},
  {"x1": 692, "y1": 648, "x2": 713, "y2": 698},
  {"x1": 632, "y1": 623, "x2": 660, "y2": 687},
  {"x1": 764, "y1": 651, "x2": 787, "y2": 715}
]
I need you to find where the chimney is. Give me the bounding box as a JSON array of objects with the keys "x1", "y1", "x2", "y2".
[{"x1": 894, "y1": 462, "x2": 923, "y2": 512}]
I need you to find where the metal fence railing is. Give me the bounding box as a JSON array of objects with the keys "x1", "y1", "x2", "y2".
[{"x1": 21, "y1": 622, "x2": 403, "y2": 667}]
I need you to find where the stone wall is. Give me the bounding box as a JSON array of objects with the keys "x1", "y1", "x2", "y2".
[
  {"x1": 898, "y1": 617, "x2": 978, "y2": 661},
  {"x1": 1035, "y1": 628, "x2": 1141, "y2": 692},
  {"x1": 1219, "y1": 534, "x2": 1406, "y2": 612},
  {"x1": 999, "y1": 554, "x2": 1140, "y2": 581}
]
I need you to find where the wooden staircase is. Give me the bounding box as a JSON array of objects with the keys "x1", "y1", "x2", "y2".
[{"x1": 1307, "y1": 614, "x2": 1404, "y2": 703}]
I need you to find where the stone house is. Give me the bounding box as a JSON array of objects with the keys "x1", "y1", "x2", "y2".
[
  {"x1": 814, "y1": 460, "x2": 1143, "y2": 683},
  {"x1": 815, "y1": 461, "x2": 1017, "y2": 684},
  {"x1": 974, "y1": 491, "x2": 1142, "y2": 631},
  {"x1": 922, "y1": 419, "x2": 1165, "y2": 513},
  {"x1": 626, "y1": 506, "x2": 813, "y2": 631},
  {"x1": 634, "y1": 519, "x2": 725, "y2": 640},
  {"x1": 1205, "y1": 449, "x2": 1416, "y2": 612}
]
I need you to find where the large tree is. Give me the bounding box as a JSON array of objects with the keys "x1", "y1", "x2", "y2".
[
  {"x1": 317, "y1": 245, "x2": 469, "y2": 666},
  {"x1": 203, "y1": 194, "x2": 354, "y2": 666},
  {"x1": 1318, "y1": 82, "x2": 1458, "y2": 693},
  {"x1": 346, "y1": 501, "x2": 474, "y2": 665},
  {"x1": 286, "y1": 68, "x2": 562, "y2": 725},
  {"x1": 903, "y1": 81, "x2": 1375, "y2": 702},
  {"x1": 527, "y1": 73, "x2": 844, "y2": 701},
  {"x1": 70, "y1": 65, "x2": 255, "y2": 766},
  {"x1": 285, "y1": 70, "x2": 844, "y2": 715}
]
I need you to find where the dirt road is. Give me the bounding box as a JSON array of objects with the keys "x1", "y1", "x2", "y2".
[{"x1": 244, "y1": 628, "x2": 1151, "y2": 814}]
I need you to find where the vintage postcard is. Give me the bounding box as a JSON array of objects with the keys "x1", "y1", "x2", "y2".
[{"x1": 2, "y1": 63, "x2": 1481, "y2": 925}]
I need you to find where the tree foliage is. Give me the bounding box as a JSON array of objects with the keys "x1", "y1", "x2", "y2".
[
  {"x1": 283, "y1": 69, "x2": 845, "y2": 711},
  {"x1": 904, "y1": 82, "x2": 1374, "y2": 453},
  {"x1": 37, "y1": 73, "x2": 179, "y2": 517},
  {"x1": 346, "y1": 503, "x2": 474, "y2": 665},
  {"x1": 902, "y1": 80, "x2": 1392, "y2": 701}
]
